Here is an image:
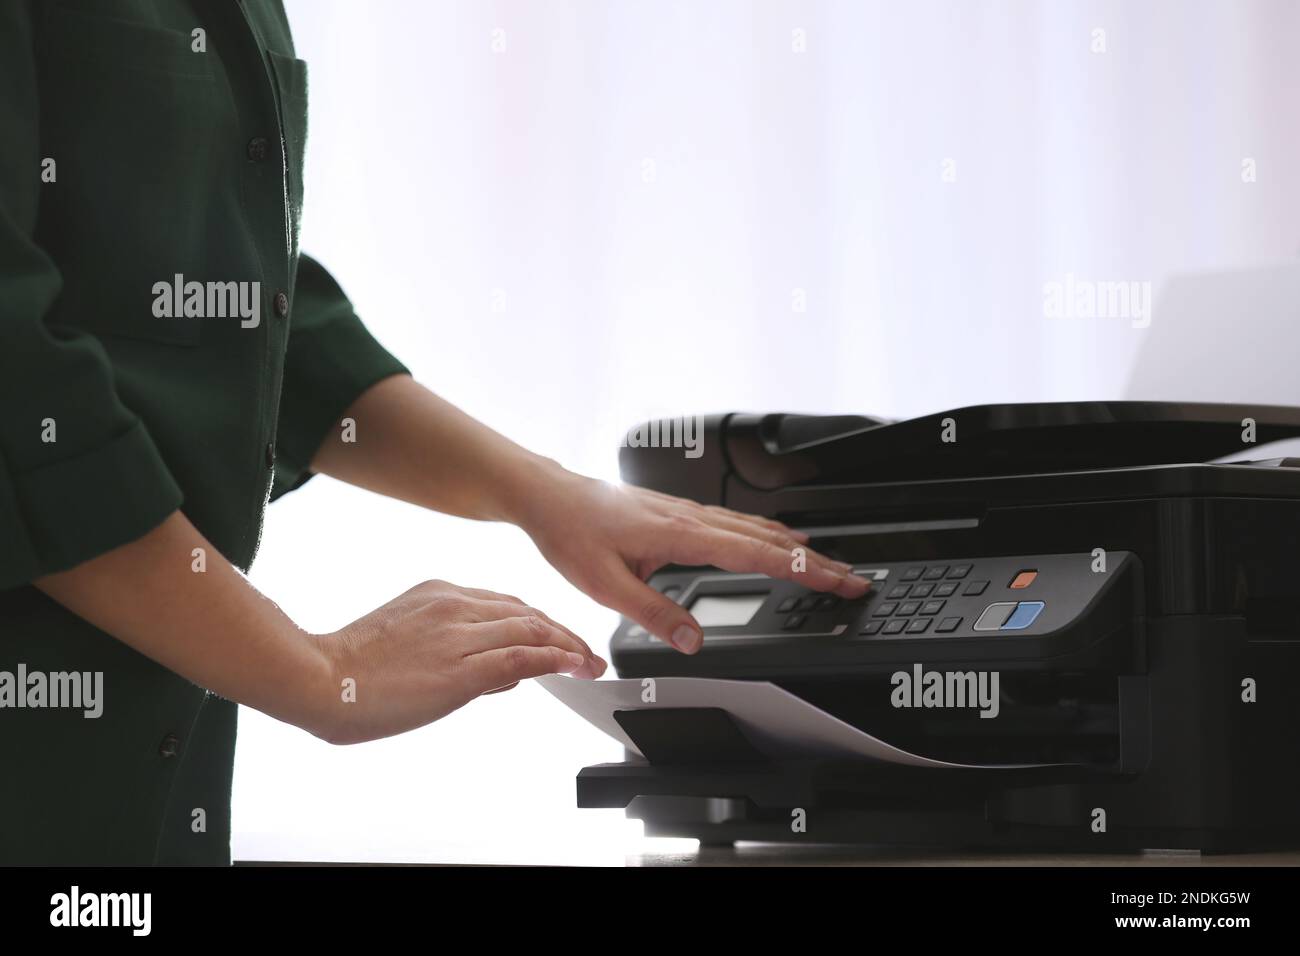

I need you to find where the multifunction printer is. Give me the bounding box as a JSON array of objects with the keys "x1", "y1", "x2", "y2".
[{"x1": 569, "y1": 402, "x2": 1300, "y2": 852}]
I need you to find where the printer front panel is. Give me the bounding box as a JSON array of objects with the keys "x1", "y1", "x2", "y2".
[{"x1": 611, "y1": 550, "x2": 1140, "y2": 679}]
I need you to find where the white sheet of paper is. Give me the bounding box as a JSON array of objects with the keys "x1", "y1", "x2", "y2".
[{"x1": 537, "y1": 675, "x2": 1050, "y2": 770}]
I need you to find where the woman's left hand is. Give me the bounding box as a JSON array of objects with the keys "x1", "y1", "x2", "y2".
[{"x1": 517, "y1": 468, "x2": 872, "y2": 654}]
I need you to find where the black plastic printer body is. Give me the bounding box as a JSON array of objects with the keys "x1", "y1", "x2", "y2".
[{"x1": 572, "y1": 401, "x2": 1300, "y2": 852}]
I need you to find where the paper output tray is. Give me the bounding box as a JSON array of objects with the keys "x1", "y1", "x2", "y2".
[
  {"x1": 580, "y1": 707, "x2": 1101, "y2": 806},
  {"x1": 577, "y1": 757, "x2": 1123, "y2": 850}
]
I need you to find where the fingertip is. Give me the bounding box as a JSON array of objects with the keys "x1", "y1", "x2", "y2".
[
  {"x1": 563, "y1": 651, "x2": 586, "y2": 672},
  {"x1": 569, "y1": 652, "x2": 608, "y2": 679},
  {"x1": 669, "y1": 623, "x2": 703, "y2": 654},
  {"x1": 836, "y1": 574, "x2": 873, "y2": 598}
]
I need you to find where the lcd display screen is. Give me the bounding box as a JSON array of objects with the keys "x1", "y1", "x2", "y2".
[{"x1": 690, "y1": 593, "x2": 767, "y2": 628}]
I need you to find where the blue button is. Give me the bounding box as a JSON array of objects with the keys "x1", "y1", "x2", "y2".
[{"x1": 1001, "y1": 601, "x2": 1044, "y2": 630}]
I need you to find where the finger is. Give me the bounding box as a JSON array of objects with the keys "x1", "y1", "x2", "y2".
[
  {"x1": 463, "y1": 645, "x2": 589, "y2": 692},
  {"x1": 483, "y1": 681, "x2": 520, "y2": 695},
  {"x1": 453, "y1": 590, "x2": 603, "y2": 664},
  {"x1": 463, "y1": 599, "x2": 602, "y2": 663},
  {"x1": 697, "y1": 510, "x2": 846, "y2": 578},
  {"x1": 700, "y1": 509, "x2": 804, "y2": 550},
  {"x1": 463, "y1": 615, "x2": 604, "y2": 678},
  {"x1": 668, "y1": 523, "x2": 870, "y2": 598},
  {"x1": 699, "y1": 508, "x2": 853, "y2": 575},
  {"x1": 703, "y1": 505, "x2": 810, "y2": 543},
  {"x1": 596, "y1": 564, "x2": 705, "y2": 654},
  {"x1": 636, "y1": 490, "x2": 808, "y2": 544}
]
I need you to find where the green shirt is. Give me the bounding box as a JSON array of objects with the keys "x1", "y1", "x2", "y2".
[{"x1": 0, "y1": 0, "x2": 408, "y2": 864}]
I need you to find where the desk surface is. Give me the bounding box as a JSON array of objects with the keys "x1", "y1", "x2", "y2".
[
  {"x1": 242, "y1": 844, "x2": 1300, "y2": 867},
  {"x1": 627, "y1": 846, "x2": 1300, "y2": 867}
]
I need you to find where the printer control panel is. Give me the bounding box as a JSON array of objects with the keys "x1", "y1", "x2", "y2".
[{"x1": 612, "y1": 551, "x2": 1135, "y2": 662}]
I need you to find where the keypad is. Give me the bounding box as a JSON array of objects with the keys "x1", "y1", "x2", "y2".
[
  {"x1": 761, "y1": 559, "x2": 1037, "y2": 641},
  {"x1": 855, "y1": 560, "x2": 985, "y2": 639}
]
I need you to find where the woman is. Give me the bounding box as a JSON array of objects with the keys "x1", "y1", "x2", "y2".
[{"x1": 0, "y1": 0, "x2": 869, "y2": 865}]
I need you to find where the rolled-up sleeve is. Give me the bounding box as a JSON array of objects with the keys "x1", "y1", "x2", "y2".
[
  {"x1": 0, "y1": 2, "x2": 182, "y2": 588},
  {"x1": 270, "y1": 253, "x2": 409, "y2": 499}
]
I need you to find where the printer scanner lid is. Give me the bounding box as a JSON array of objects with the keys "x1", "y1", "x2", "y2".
[{"x1": 621, "y1": 401, "x2": 1300, "y2": 492}]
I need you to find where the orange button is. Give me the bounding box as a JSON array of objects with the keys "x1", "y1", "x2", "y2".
[{"x1": 1010, "y1": 570, "x2": 1038, "y2": 589}]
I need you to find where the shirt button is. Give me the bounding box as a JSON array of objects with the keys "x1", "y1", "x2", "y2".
[
  {"x1": 158, "y1": 733, "x2": 181, "y2": 759},
  {"x1": 246, "y1": 137, "x2": 269, "y2": 162},
  {"x1": 274, "y1": 291, "x2": 289, "y2": 318},
  {"x1": 265, "y1": 442, "x2": 276, "y2": 469}
]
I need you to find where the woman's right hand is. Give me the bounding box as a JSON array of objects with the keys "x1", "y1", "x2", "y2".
[{"x1": 307, "y1": 579, "x2": 605, "y2": 745}]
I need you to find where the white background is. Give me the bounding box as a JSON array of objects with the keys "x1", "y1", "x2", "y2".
[{"x1": 236, "y1": 0, "x2": 1300, "y2": 863}]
